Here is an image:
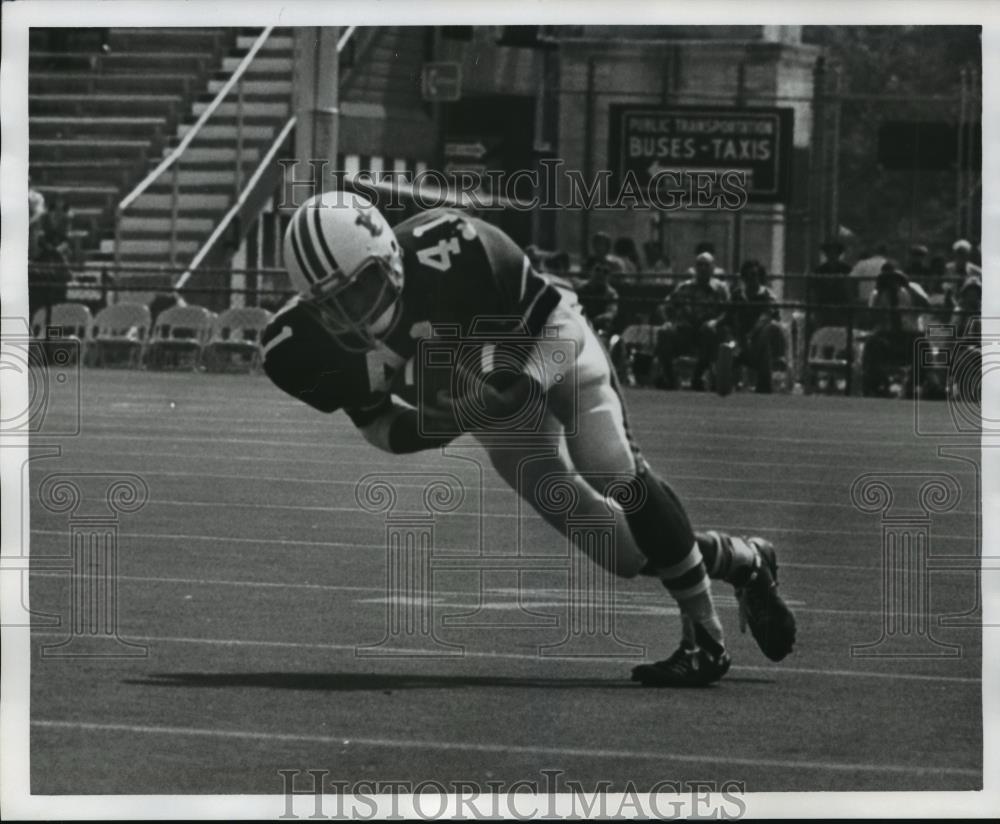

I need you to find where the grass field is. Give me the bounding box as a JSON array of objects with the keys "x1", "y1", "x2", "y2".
[{"x1": 25, "y1": 368, "x2": 982, "y2": 795}]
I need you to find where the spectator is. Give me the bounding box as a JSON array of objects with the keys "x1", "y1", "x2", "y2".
[
  {"x1": 945, "y1": 238, "x2": 982, "y2": 281},
  {"x1": 613, "y1": 237, "x2": 641, "y2": 274},
  {"x1": 945, "y1": 268, "x2": 982, "y2": 336},
  {"x1": 729, "y1": 260, "x2": 786, "y2": 393},
  {"x1": 576, "y1": 265, "x2": 620, "y2": 334},
  {"x1": 861, "y1": 260, "x2": 930, "y2": 397},
  {"x1": 938, "y1": 273, "x2": 983, "y2": 403},
  {"x1": 849, "y1": 243, "x2": 888, "y2": 304},
  {"x1": 685, "y1": 242, "x2": 726, "y2": 276},
  {"x1": 30, "y1": 197, "x2": 76, "y2": 326},
  {"x1": 815, "y1": 239, "x2": 851, "y2": 275},
  {"x1": 942, "y1": 240, "x2": 982, "y2": 318},
  {"x1": 642, "y1": 240, "x2": 672, "y2": 276},
  {"x1": 656, "y1": 251, "x2": 730, "y2": 390},
  {"x1": 29, "y1": 242, "x2": 72, "y2": 328},
  {"x1": 99, "y1": 267, "x2": 116, "y2": 311},
  {"x1": 583, "y1": 231, "x2": 627, "y2": 278},
  {"x1": 952, "y1": 272, "x2": 981, "y2": 327},
  {"x1": 540, "y1": 250, "x2": 575, "y2": 292},
  {"x1": 620, "y1": 310, "x2": 659, "y2": 386},
  {"x1": 816, "y1": 238, "x2": 851, "y2": 275},
  {"x1": 810, "y1": 238, "x2": 854, "y2": 328},
  {"x1": 28, "y1": 175, "x2": 46, "y2": 261},
  {"x1": 927, "y1": 253, "x2": 948, "y2": 297},
  {"x1": 545, "y1": 250, "x2": 570, "y2": 277},
  {"x1": 905, "y1": 244, "x2": 932, "y2": 291},
  {"x1": 39, "y1": 197, "x2": 74, "y2": 260}
]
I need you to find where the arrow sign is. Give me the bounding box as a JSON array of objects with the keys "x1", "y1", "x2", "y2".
[
  {"x1": 422, "y1": 62, "x2": 462, "y2": 102},
  {"x1": 444, "y1": 141, "x2": 487, "y2": 159}
]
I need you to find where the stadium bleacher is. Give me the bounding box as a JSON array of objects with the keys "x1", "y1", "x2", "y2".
[{"x1": 28, "y1": 27, "x2": 296, "y2": 270}]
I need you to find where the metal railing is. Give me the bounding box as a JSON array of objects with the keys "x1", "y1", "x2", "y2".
[
  {"x1": 114, "y1": 26, "x2": 278, "y2": 267},
  {"x1": 27, "y1": 269, "x2": 971, "y2": 397},
  {"x1": 173, "y1": 116, "x2": 297, "y2": 291},
  {"x1": 174, "y1": 26, "x2": 361, "y2": 293}
]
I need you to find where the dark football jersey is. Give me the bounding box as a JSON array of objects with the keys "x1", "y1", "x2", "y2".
[
  {"x1": 261, "y1": 298, "x2": 413, "y2": 426},
  {"x1": 391, "y1": 208, "x2": 561, "y2": 339},
  {"x1": 261, "y1": 209, "x2": 563, "y2": 425}
]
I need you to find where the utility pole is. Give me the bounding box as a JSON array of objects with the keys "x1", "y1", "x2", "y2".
[{"x1": 292, "y1": 27, "x2": 340, "y2": 197}]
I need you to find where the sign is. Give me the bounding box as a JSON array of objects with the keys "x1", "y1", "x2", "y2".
[
  {"x1": 422, "y1": 62, "x2": 462, "y2": 102},
  {"x1": 608, "y1": 105, "x2": 795, "y2": 203},
  {"x1": 444, "y1": 141, "x2": 487, "y2": 159},
  {"x1": 443, "y1": 136, "x2": 500, "y2": 181}
]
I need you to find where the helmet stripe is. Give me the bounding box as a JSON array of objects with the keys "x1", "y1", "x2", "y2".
[
  {"x1": 294, "y1": 203, "x2": 329, "y2": 284},
  {"x1": 310, "y1": 202, "x2": 340, "y2": 274},
  {"x1": 288, "y1": 211, "x2": 316, "y2": 284}
]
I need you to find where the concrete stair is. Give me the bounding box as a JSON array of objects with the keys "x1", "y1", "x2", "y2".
[
  {"x1": 29, "y1": 27, "x2": 240, "y2": 259},
  {"x1": 31, "y1": 25, "x2": 428, "y2": 292},
  {"x1": 31, "y1": 73, "x2": 199, "y2": 97},
  {"x1": 114, "y1": 29, "x2": 294, "y2": 269},
  {"x1": 29, "y1": 27, "x2": 294, "y2": 275}
]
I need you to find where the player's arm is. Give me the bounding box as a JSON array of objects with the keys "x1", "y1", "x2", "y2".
[
  {"x1": 709, "y1": 280, "x2": 731, "y2": 326},
  {"x1": 261, "y1": 308, "x2": 349, "y2": 413},
  {"x1": 348, "y1": 395, "x2": 456, "y2": 454}
]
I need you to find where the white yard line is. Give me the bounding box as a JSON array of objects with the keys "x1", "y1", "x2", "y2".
[{"x1": 29, "y1": 719, "x2": 981, "y2": 778}]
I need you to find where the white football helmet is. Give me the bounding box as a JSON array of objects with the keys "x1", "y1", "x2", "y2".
[{"x1": 283, "y1": 191, "x2": 403, "y2": 343}]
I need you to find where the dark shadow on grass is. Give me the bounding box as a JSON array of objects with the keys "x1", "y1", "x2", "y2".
[{"x1": 124, "y1": 671, "x2": 773, "y2": 691}]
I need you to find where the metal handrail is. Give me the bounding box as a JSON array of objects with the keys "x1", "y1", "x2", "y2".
[
  {"x1": 175, "y1": 26, "x2": 361, "y2": 294},
  {"x1": 337, "y1": 26, "x2": 356, "y2": 52},
  {"x1": 114, "y1": 26, "x2": 277, "y2": 266},
  {"x1": 174, "y1": 116, "x2": 297, "y2": 290}
]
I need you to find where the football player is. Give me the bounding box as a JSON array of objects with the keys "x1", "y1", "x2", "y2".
[{"x1": 262, "y1": 191, "x2": 796, "y2": 686}]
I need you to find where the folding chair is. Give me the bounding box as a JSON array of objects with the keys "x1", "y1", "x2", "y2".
[
  {"x1": 202, "y1": 306, "x2": 273, "y2": 373},
  {"x1": 44, "y1": 302, "x2": 93, "y2": 365},
  {"x1": 806, "y1": 326, "x2": 850, "y2": 394},
  {"x1": 50, "y1": 303, "x2": 93, "y2": 340},
  {"x1": 90, "y1": 302, "x2": 152, "y2": 368},
  {"x1": 145, "y1": 304, "x2": 215, "y2": 370}
]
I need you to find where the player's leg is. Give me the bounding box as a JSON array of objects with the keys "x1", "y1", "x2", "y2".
[
  {"x1": 538, "y1": 303, "x2": 731, "y2": 684},
  {"x1": 748, "y1": 319, "x2": 787, "y2": 393},
  {"x1": 477, "y1": 418, "x2": 646, "y2": 579},
  {"x1": 694, "y1": 528, "x2": 796, "y2": 661},
  {"x1": 552, "y1": 302, "x2": 794, "y2": 669},
  {"x1": 862, "y1": 331, "x2": 890, "y2": 396},
  {"x1": 654, "y1": 322, "x2": 679, "y2": 389},
  {"x1": 693, "y1": 320, "x2": 721, "y2": 390},
  {"x1": 484, "y1": 425, "x2": 795, "y2": 662},
  {"x1": 480, "y1": 417, "x2": 773, "y2": 588}
]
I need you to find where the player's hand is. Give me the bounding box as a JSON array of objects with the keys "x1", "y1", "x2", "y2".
[{"x1": 434, "y1": 355, "x2": 527, "y2": 426}]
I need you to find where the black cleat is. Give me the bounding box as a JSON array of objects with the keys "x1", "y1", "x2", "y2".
[
  {"x1": 735, "y1": 538, "x2": 797, "y2": 662},
  {"x1": 631, "y1": 633, "x2": 731, "y2": 688}
]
